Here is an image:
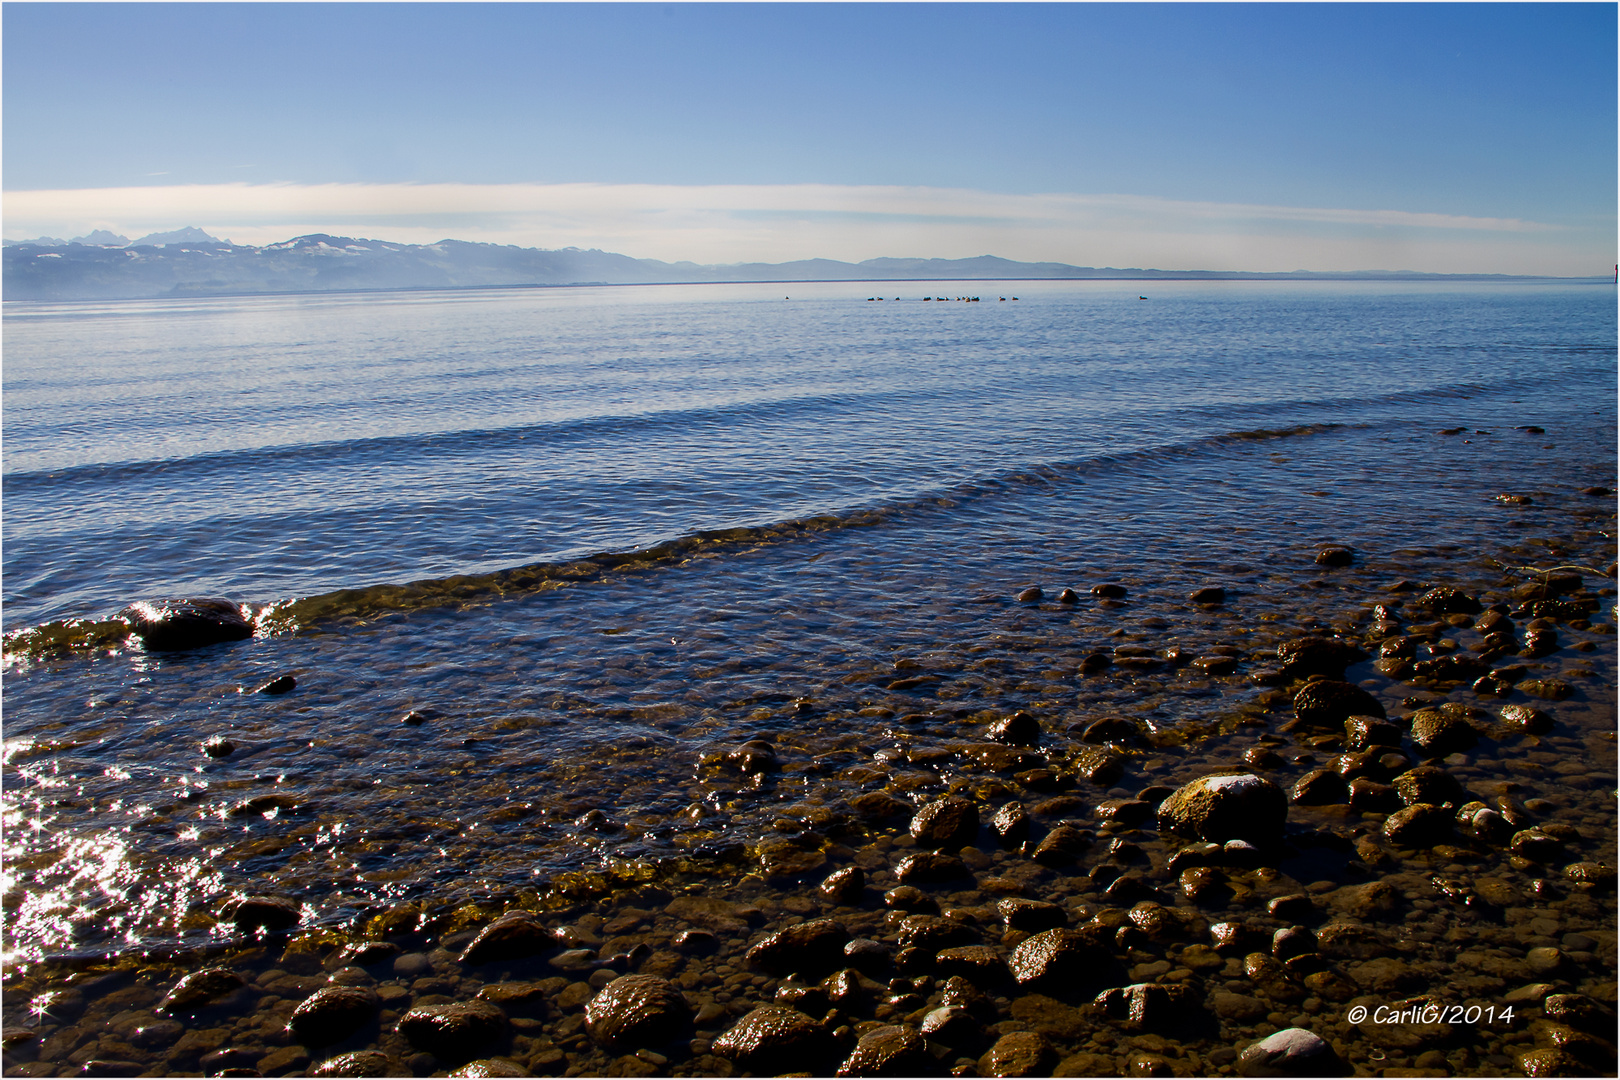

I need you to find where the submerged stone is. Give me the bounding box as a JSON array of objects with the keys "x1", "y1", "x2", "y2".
[{"x1": 118, "y1": 597, "x2": 252, "y2": 651}]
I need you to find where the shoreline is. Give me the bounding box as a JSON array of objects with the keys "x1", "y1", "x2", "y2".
[{"x1": 4, "y1": 496, "x2": 1615, "y2": 1077}]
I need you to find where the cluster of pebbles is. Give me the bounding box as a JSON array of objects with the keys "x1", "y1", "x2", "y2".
[{"x1": 4, "y1": 529, "x2": 1617, "y2": 1079}]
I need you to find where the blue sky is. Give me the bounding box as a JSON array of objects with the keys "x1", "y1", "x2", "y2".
[{"x1": 4, "y1": 3, "x2": 1614, "y2": 274}]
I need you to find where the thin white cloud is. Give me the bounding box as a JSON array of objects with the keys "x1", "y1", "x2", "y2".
[{"x1": 2, "y1": 181, "x2": 1604, "y2": 275}]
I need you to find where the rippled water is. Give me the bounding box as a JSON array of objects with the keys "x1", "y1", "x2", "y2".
[
  {"x1": 1, "y1": 280, "x2": 1615, "y2": 1077},
  {"x1": 5, "y1": 280, "x2": 1610, "y2": 628}
]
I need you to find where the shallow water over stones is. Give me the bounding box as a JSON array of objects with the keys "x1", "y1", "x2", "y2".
[{"x1": 3, "y1": 417, "x2": 1617, "y2": 1077}]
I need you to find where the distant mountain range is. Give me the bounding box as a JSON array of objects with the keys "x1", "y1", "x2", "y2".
[{"x1": 0, "y1": 227, "x2": 1585, "y2": 301}]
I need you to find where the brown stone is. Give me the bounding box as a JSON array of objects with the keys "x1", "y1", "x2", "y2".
[
  {"x1": 396, "y1": 1000, "x2": 507, "y2": 1064},
  {"x1": 746, "y1": 918, "x2": 850, "y2": 975},
  {"x1": 584, "y1": 974, "x2": 691, "y2": 1051},
  {"x1": 460, "y1": 910, "x2": 552, "y2": 966},
  {"x1": 289, "y1": 986, "x2": 378, "y2": 1046},
  {"x1": 979, "y1": 1031, "x2": 1057, "y2": 1077},
  {"x1": 157, "y1": 968, "x2": 246, "y2": 1014},
  {"x1": 909, "y1": 797, "x2": 979, "y2": 850},
  {"x1": 712, "y1": 1006, "x2": 837, "y2": 1076},
  {"x1": 837, "y1": 1024, "x2": 932, "y2": 1077}
]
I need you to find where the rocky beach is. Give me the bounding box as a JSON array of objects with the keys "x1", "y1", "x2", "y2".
[
  {"x1": 4, "y1": 432, "x2": 1616, "y2": 1077},
  {"x1": 3, "y1": 280, "x2": 1615, "y2": 1078}
]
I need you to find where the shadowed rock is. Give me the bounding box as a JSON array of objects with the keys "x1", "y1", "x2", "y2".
[
  {"x1": 1158, "y1": 774, "x2": 1287, "y2": 845},
  {"x1": 308, "y1": 1051, "x2": 400, "y2": 1077},
  {"x1": 290, "y1": 986, "x2": 378, "y2": 1046},
  {"x1": 157, "y1": 968, "x2": 246, "y2": 1014},
  {"x1": 118, "y1": 597, "x2": 252, "y2": 651},
  {"x1": 819, "y1": 866, "x2": 865, "y2": 904},
  {"x1": 1276, "y1": 637, "x2": 1367, "y2": 680},
  {"x1": 1008, "y1": 927, "x2": 1117, "y2": 990},
  {"x1": 397, "y1": 1000, "x2": 507, "y2": 1064},
  {"x1": 978, "y1": 1030, "x2": 1056, "y2": 1076},
  {"x1": 460, "y1": 911, "x2": 552, "y2": 966},
  {"x1": 837, "y1": 1024, "x2": 933, "y2": 1076},
  {"x1": 712, "y1": 1006, "x2": 837, "y2": 1076},
  {"x1": 746, "y1": 918, "x2": 850, "y2": 975},
  {"x1": 1418, "y1": 587, "x2": 1482, "y2": 616},
  {"x1": 909, "y1": 796, "x2": 979, "y2": 850},
  {"x1": 1236, "y1": 1027, "x2": 1349, "y2": 1076},
  {"x1": 227, "y1": 894, "x2": 302, "y2": 933}
]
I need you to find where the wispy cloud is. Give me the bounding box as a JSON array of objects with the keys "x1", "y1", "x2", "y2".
[{"x1": 2, "y1": 181, "x2": 1602, "y2": 275}]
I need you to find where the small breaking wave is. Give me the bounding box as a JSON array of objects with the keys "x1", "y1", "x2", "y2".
[{"x1": 3, "y1": 419, "x2": 1345, "y2": 661}]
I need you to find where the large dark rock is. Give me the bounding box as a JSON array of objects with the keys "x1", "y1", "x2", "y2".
[
  {"x1": 157, "y1": 968, "x2": 246, "y2": 1014},
  {"x1": 1411, "y1": 653, "x2": 1490, "y2": 682},
  {"x1": 1313, "y1": 546, "x2": 1354, "y2": 567},
  {"x1": 1293, "y1": 680, "x2": 1385, "y2": 726},
  {"x1": 583, "y1": 974, "x2": 691, "y2": 1051},
  {"x1": 897, "y1": 915, "x2": 978, "y2": 954},
  {"x1": 1508, "y1": 830, "x2": 1564, "y2": 863},
  {"x1": 290, "y1": 986, "x2": 378, "y2": 1046},
  {"x1": 459, "y1": 911, "x2": 552, "y2": 965},
  {"x1": 988, "y1": 711, "x2": 1042, "y2": 746},
  {"x1": 1456, "y1": 802, "x2": 1512, "y2": 844},
  {"x1": 1382, "y1": 803, "x2": 1452, "y2": 847},
  {"x1": 1158, "y1": 773, "x2": 1287, "y2": 845},
  {"x1": 746, "y1": 918, "x2": 850, "y2": 975},
  {"x1": 978, "y1": 1030, "x2": 1056, "y2": 1077},
  {"x1": 1032, "y1": 824, "x2": 1090, "y2": 866},
  {"x1": 1290, "y1": 769, "x2": 1347, "y2": 806},
  {"x1": 397, "y1": 1000, "x2": 507, "y2": 1064},
  {"x1": 909, "y1": 797, "x2": 979, "y2": 850},
  {"x1": 820, "y1": 866, "x2": 866, "y2": 904},
  {"x1": 988, "y1": 802, "x2": 1030, "y2": 847},
  {"x1": 727, "y1": 740, "x2": 780, "y2": 774},
  {"x1": 1276, "y1": 637, "x2": 1367, "y2": 680},
  {"x1": 1073, "y1": 715, "x2": 1147, "y2": 744},
  {"x1": 1499, "y1": 704, "x2": 1554, "y2": 735},
  {"x1": 227, "y1": 894, "x2": 302, "y2": 933},
  {"x1": 934, "y1": 946, "x2": 1009, "y2": 982},
  {"x1": 118, "y1": 597, "x2": 253, "y2": 651},
  {"x1": 1007, "y1": 927, "x2": 1117, "y2": 989},
  {"x1": 997, "y1": 898, "x2": 1067, "y2": 932},
  {"x1": 1418, "y1": 587, "x2": 1482, "y2": 616},
  {"x1": 1236, "y1": 1027, "x2": 1349, "y2": 1076},
  {"x1": 1094, "y1": 982, "x2": 1199, "y2": 1031},
  {"x1": 308, "y1": 1051, "x2": 400, "y2": 1077},
  {"x1": 1409, "y1": 709, "x2": 1478, "y2": 757},
  {"x1": 919, "y1": 1005, "x2": 985, "y2": 1053},
  {"x1": 1392, "y1": 765, "x2": 1465, "y2": 807},
  {"x1": 837, "y1": 1024, "x2": 933, "y2": 1076},
  {"x1": 449, "y1": 1061, "x2": 529, "y2": 1078},
  {"x1": 1343, "y1": 717, "x2": 1402, "y2": 751},
  {"x1": 895, "y1": 852, "x2": 969, "y2": 883},
  {"x1": 712, "y1": 1006, "x2": 837, "y2": 1076}
]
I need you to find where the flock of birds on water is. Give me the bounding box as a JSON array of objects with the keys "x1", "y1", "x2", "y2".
[{"x1": 859, "y1": 295, "x2": 1150, "y2": 301}]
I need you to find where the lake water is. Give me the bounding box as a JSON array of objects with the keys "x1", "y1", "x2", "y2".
[
  {"x1": 4, "y1": 280, "x2": 1611, "y2": 629},
  {"x1": 1, "y1": 280, "x2": 1615, "y2": 1077}
]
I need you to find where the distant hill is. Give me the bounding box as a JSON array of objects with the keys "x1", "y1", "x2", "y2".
[
  {"x1": 127, "y1": 226, "x2": 225, "y2": 247},
  {"x1": 0, "y1": 229, "x2": 1584, "y2": 301}
]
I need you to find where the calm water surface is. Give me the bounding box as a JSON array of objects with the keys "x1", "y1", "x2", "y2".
[{"x1": 1, "y1": 280, "x2": 1614, "y2": 1078}]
